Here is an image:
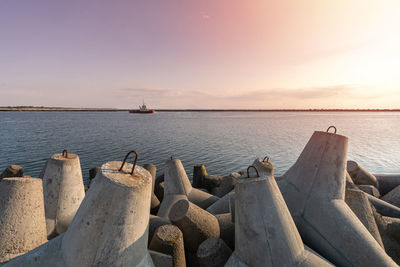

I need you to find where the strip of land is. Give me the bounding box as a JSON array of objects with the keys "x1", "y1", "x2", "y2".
[{"x1": 1, "y1": 107, "x2": 399, "y2": 112}]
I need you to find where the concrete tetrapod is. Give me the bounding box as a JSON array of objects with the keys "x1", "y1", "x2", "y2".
[
  {"x1": 277, "y1": 129, "x2": 397, "y2": 266},
  {"x1": 382, "y1": 185, "x2": 400, "y2": 208},
  {"x1": 5, "y1": 159, "x2": 154, "y2": 267},
  {"x1": 149, "y1": 224, "x2": 186, "y2": 267},
  {"x1": 0, "y1": 177, "x2": 47, "y2": 263},
  {"x1": 345, "y1": 189, "x2": 384, "y2": 248},
  {"x1": 225, "y1": 167, "x2": 333, "y2": 267},
  {"x1": 157, "y1": 158, "x2": 219, "y2": 219},
  {"x1": 197, "y1": 238, "x2": 232, "y2": 267},
  {"x1": 375, "y1": 174, "x2": 400, "y2": 196},
  {"x1": 347, "y1": 160, "x2": 378, "y2": 187},
  {"x1": 144, "y1": 163, "x2": 161, "y2": 213},
  {"x1": 169, "y1": 199, "x2": 220, "y2": 253},
  {"x1": 41, "y1": 151, "x2": 85, "y2": 237}
]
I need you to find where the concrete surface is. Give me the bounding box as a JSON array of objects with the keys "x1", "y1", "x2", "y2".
[
  {"x1": 347, "y1": 160, "x2": 378, "y2": 187},
  {"x1": 5, "y1": 161, "x2": 155, "y2": 267},
  {"x1": 169, "y1": 199, "x2": 220, "y2": 252},
  {"x1": 0, "y1": 177, "x2": 47, "y2": 263},
  {"x1": 278, "y1": 130, "x2": 396, "y2": 266},
  {"x1": 41, "y1": 152, "x2": 85, "y2": 237},
  {"x1": 158, "y1": 158, "x2": 218, "y2": 218},
  {"x1": 226, "y1": 171, "x2": 333, "y2": 267},
  {"x1": 149, "y1": 224, "x2": 186, "y2": 267},
  {"x1": 197, "y1": 238, "x2": 232, "y2": 267}
]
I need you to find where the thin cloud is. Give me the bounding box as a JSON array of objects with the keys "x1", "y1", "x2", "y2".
[{"x1": 200, "y1": 12, "x2": 211, "y2": 20}]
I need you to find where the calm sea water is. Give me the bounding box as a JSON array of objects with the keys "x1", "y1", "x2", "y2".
[{"x1": 1, "y1": 111, "x2": 399, "y2": 184}]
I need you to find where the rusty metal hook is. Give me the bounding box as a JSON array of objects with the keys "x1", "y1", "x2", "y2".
[
  {"x1": 119, "y1": 150, "x2": 139, "y2": 175},
  {"x1": 247, "y1": 165, "x2": 260, "y2": 178},
  {"x1": 62, "y1": 150, "x2": 68, "y2": 158},
  {"x1": 326, "y1": 126, "x2": 337, "y2": 134},
  {"x1": 263, "y1": 156, "x2": 269, "y2": 163}
]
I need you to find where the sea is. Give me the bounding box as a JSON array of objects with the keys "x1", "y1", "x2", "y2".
[{"x1": 1, "y1": 111, "x2": 399, "y2": 184}]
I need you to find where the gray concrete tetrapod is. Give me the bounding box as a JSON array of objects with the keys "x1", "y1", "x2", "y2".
[
  {"x1": 345, "y1": 189, "x2": 384, "y2": 248},
  {"x1": 347, "y1": 160, "x2": 379, "y2": 187},
  {"x1": 197, "y1": 238, "x2": 232, "y2": 267},
  {"x1": 0, "y1": 177, "x2": 47, "y2": 263},
  {"x1": 144, "y1": 163, "x2": 161, "y2": 213},
  {"x1": 375, "y1": 174, "x2": 400, "y2": 196},
  {"x1": 215, "y1": 213, "x2": 235, "y2": 250},
  {"x1": 157, "y1": 158, "x2": 218, "y2": 219},
  {"x1": 169, "y1": 199, "x2": 220, "y2": 253},
  {"x1": 0, "y1": 164, "x2": 24, "y2": 179},
  {"x1": 225, "y1": 170, "x2": 333, "y2": 267},
  {"x1": 41, "y1": 152, "x2": 85, "y2": 237},
  {"x1": 278, "y1": 130, "x2": 397, "y2": 266},
  {"x1": 367, "y1": 194, "x2": 400, "y2": 218},
  {"x1": 206, "y1": 190, "x2": 234, "y2": 215},
  {"x1": 5, "y1": 161, "x2": 154, "y2": 267},
  {"x1": 382, "y1": 185, "x2": 400, "y2": 208},
  {"x1": 149, "y1": 224, "x2": 186, "y2": 267}
]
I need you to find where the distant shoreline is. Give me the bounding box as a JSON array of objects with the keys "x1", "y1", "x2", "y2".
[{"x1": 1, "y1": 107, "x2": 400, "y2": 112}]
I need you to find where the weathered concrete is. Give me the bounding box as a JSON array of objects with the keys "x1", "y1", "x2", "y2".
[
  {"x1": 149, "y1": 250, "x2": 173, "y2": 267},
  {"x1": 382, "y1": 185, "x2": 400, "y2": 208},
  {"x1": 0, "y1": 177, "x2": 47, "y2": 263},
  {"x1": 214, "y1": 213, "x2": 235, "y2": 250},
  {"x1": 367, "y1": 194, "x2": 400, "y2": 218},
  {"x1": 375, "y1": 174, "x2": 400, "y2": 196},
  {"x1": 347, "y1": 160, "x2": 379, "y2": 187},
  {"x1": 346, "y1": 171, "x2": 359, "y2": 190},
  {"x1": 226, "y1": 171, "x2": 333, "y2": 267},
  {"x1": 211, "y1": 172, "x2": 240, "y2": 198},
  {"x1": 193, "y1": 164, "x2": 207, "y2": 188},
  {"x1": 197, "y1": 238, "x2": 232, "y2": 267},
  {"x1": 345, "y1": 189, "x2": 384, "y2": 248},
  {"x1": 277, "y1": 130, "x2": 396, "y2": 266},
  {"x1": 251, "y1": 157, "x2": 274, "y2": 176},
  {"x1": 88, "y1": 166, "x2": 100, "y2": 180},
  {"x1": 229, "y1": 192, "x2": 235, "y2": 222},
  {"x1": 155, "y1": 181, "x2": 165, "y2": 202},
  {"x1": 158, "y1": 194, "x2": 188, "y2": 219},
  {"x1": 149, "y1": 224, "x2": 186, "y2": 267},
  {"x1": 169, "y1": 199, "x2": 220, "y2": 252},
  {"x1": 0, "y1": 165, "x2": 24, "y2": 179},
  {"x1": 374, "y1": 212, "x2": 400, "y2": 265},
  {"x1": 206, "y1": 190, "x2": 234, "y2": 215},
  {"x1": 157, "y1": 158, "x2": 218, "y2": 218},
  {"x1": 144, "y1": 163, "x2": 161, "y2": 213},
  {"x1": 202, "y1": 174, "x2": 222, "y2": 192},
  {"x1": 5, "y1": 161, "x2": 155, "y2": 267},
  {"x1": 358, "y1": 184, "x2": 381, "y2": 198},
  {"x1": 149, "y1": 215, "x2": 171, "y2": 246},
  {"x1": 41, "y1": 152, "x2": 85, "y2": 237}
]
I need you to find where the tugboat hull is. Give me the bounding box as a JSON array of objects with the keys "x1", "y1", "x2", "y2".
[{"x1": 129, "y1": 110, "x2": 155, "y2": 114}]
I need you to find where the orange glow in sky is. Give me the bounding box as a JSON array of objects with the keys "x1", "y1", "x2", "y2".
[{"x1": 0, "y1": 0, "x2": 399, "y2": 108}]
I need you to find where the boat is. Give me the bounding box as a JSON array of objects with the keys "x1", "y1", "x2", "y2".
[{"x1": 129, "y1": 101, "x2": 155, "y2": 114}]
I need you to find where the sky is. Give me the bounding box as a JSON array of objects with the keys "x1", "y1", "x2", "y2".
[{"x1": 0, "y1": 0, "x2": 399, "y2": 109}]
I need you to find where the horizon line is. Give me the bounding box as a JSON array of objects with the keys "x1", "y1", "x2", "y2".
[{"x1": 1, "y1": 106, "x2": 400, "y2": 112}]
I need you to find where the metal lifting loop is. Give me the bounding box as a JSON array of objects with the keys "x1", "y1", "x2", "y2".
[
  {"x1": 119, "y1": 150, "x2": 139, "y2": 175},
  {"x1": 326, "y1": 126, "x2": 337, "y2": 134},
  {"x1": 62, "y1": 149, "x2": 68, "y2": 158},
  {"x1": 263, "y1": 156, "x2": 269, "y2": 163},
  {"x1": 247, "y1": 165, "x2": 260, "y2": 178}
]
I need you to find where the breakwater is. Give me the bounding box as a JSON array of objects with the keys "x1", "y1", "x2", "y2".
[{"x1": 1, "y1": 127, "x2": 400, "y2": 266}]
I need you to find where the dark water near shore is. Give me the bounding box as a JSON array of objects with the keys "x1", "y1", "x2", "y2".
[{"x1": 1, "y1": 111, "x2": 399, "y2": 184}]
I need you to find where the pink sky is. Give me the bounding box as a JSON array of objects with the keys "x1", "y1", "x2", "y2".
[{"x1": 0, "y1": 0, "x2": 399, "y2": 109}]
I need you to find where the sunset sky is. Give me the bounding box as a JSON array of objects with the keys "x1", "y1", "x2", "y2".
[{"x1": 1, "y1": 0, "x2": 399, "y2": 109}]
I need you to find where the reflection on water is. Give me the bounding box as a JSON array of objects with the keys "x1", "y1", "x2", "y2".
[{"x1": 1, "y1": 111, "x2": 399, "y2": 184}]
